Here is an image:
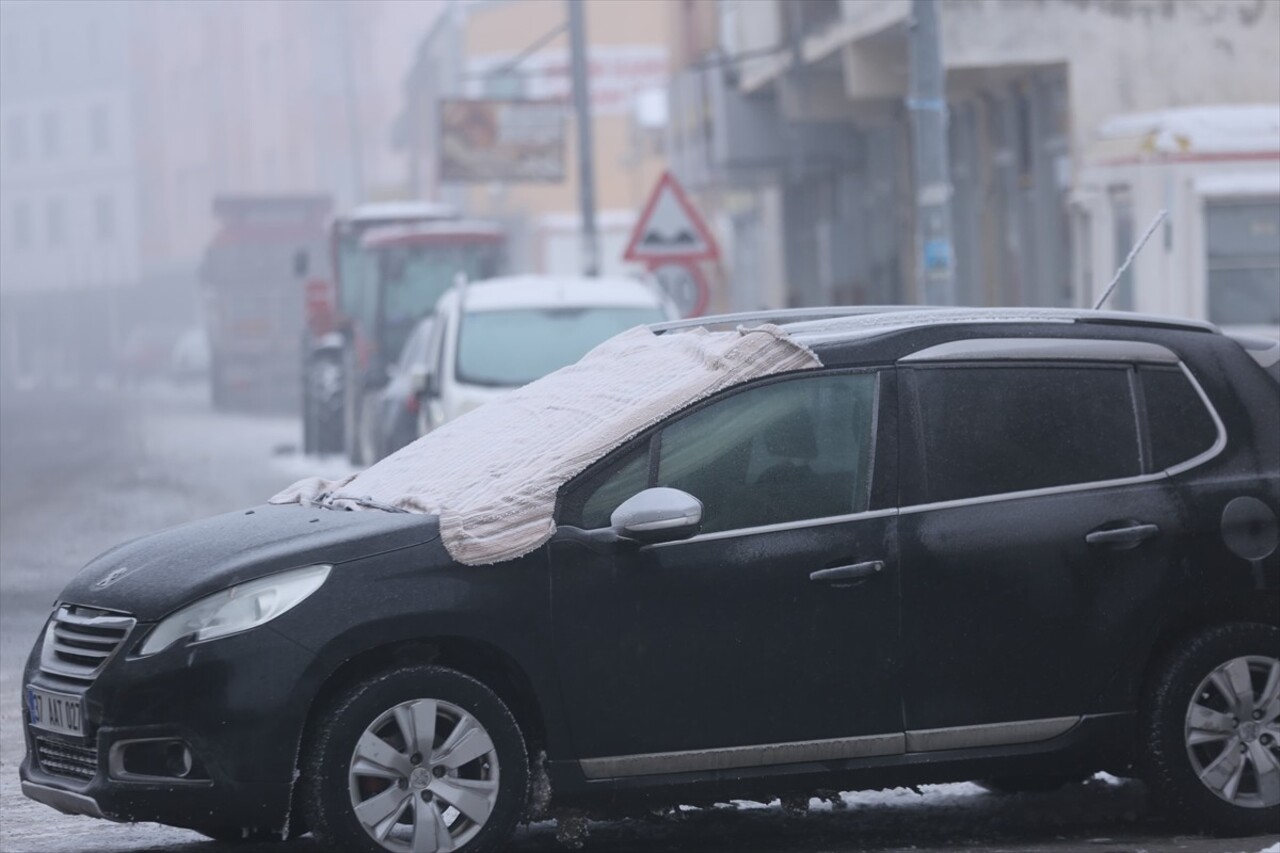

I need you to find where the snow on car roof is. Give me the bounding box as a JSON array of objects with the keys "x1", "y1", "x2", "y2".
[
  {"x1": 347, "y1": 201, "x2": 458, "y2": 223},
  {"x1": 658, "y1": 306, "x2": 1216, "y2": 348},
  {"x1": 270, "y1": 325, "x2": 820, "y2": 565},
  {"x1": 361, "y1": 220, "x2": 506, "y2": 249},
  {"x1": 460, "y1": 275, "x2": 666, "y2": 311}
]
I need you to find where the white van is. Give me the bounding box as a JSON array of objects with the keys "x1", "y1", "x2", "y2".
[{"x1": 416, "y1": 275, "x2": 675, "y2": 432}]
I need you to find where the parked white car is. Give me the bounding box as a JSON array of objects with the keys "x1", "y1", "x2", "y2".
[{"x1": 416, "y1": 275, "x2": 675, "y2": 433}]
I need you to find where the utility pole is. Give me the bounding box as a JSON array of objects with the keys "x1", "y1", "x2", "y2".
[
  {"x1": 907, "y1": 0, "x2": 956, "y2": 305},
  {"x1": 567, "y1": 0, "x2": 600, "y2": 276}
]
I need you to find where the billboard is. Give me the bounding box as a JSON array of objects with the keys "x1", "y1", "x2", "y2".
[{"x1": 438, "y1": 99, "x2": 566, "y2": 183}]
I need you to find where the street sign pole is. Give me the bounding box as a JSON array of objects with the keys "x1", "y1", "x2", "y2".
[
  {"x1": 908, "y1": 0, "x2": 957, "y2": 306},
  {"x1": 568, "y1": 0, "x2": 600, "y2": 277}
]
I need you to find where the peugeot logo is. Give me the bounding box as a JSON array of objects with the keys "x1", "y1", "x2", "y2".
[{"x1": 93, "y1": 566, "x2": 134, "y2": 589}]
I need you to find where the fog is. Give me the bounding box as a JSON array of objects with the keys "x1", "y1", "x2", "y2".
[{"x1": 0, "y1": 1, "x2": 1277, "y2": 849}]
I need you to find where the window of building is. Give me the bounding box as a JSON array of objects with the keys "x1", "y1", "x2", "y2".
[
  {"x1": 90, "y1": 106, "x2": 110, "y2": 154},
  {"x1": 908, "y1": 365, "x2": 1141, "y2": 504},
  {"x1": 1109, "y1": 185, "x2": 1135, "y2": 311},
  {"x1": 40, "y1": 112, "x2": 59, "y2": 159},
  {"x1": 12, "y1": 200, "x2": 31, "y2": 249},
  {"x1": 1205, "y1": 199, "x2": 1280, "y2": 327},
  {"x1": 38, "y1": 28, "x2": 51, "y2": 70},
  {"x1": 46, "y1": 197, "x2": 66, "y2": 246},
  {"x1": 1141, "y1": 366, "x2": 1219, "y2": 470},
  {"x1": 5, "y1": 115, "x2": 26, "y2": 163},
  {"x1": 3, "y1": 33, "x2": 20, "y2": 78},
  {"x1": 568, "y1": 372, "x2": 880, "y2": 533},
  {"x1": 94, "y1": 193, "x2": 115, "y2": 242}
]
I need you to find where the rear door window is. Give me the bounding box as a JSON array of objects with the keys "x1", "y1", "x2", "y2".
[
  {"x1": 906, "y1": 365, "x2": 1142, "y2": 504},
  {"x1": 1140, "y1": 366, "x2": 1219, "y2": 470}
]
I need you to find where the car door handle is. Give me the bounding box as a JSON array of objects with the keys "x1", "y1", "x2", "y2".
[
  {"x1": 1085, "y1": 523, "x2": 1160, "y2": 548},
  {"x1": 810, "y1": 561, "x2": 885, "y2": 583}
]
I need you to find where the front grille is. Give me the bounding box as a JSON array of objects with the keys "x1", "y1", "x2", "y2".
[
  {"x1": 35, "y1": 736, "x2": 98, "y2": 780},
  {"x1": 39, "y1": 605, "x2": 135, "y2": 681}
]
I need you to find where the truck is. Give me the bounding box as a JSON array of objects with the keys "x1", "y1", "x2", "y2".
[
  {"x1": 300, "y1": 203, "x2": 507, "y2": 461},
  {"x1": 201, "y1": 195, "x2": 333, "y2": 412}
]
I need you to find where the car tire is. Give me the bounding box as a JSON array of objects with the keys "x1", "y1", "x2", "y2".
[
  {"x1": 308, "y1": 356, "x2": 345, "y2": 456},
  {"x1": 303, "y1": 665, "x2": 529, "y2": 853},
  {"x1": 973, "y1": 774, "x2": 1086, "y2": 795},
  {"x1": 1140, "y1": 622, "x2": 1280, "y2": 836}
]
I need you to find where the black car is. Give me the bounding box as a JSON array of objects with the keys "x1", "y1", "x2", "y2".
[
  {"x1": 358, "y1": 314, "x2": 437, "y2": 463},
  {"x1": 20, "y1": 307, "x2": 1280, "y2": 851}
]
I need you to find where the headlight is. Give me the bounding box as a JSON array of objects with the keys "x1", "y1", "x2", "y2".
[{"x1": 137, "y1": 564, "x2": 331, "y2": 656}]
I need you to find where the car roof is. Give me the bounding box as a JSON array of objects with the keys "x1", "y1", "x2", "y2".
[{"x1": 459, "y1": 275, "x2": 667, "y2": 311}]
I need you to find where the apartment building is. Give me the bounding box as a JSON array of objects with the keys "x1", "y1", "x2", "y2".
[{"x1": 668, "y1": 0, "x2": 1280, "y2": 312}]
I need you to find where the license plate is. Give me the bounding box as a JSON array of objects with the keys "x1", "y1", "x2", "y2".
[{"x1": 26, "y1": 686, "x2": 84, "y2": 737}]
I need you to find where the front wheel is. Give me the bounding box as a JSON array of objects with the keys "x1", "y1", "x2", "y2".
[
  {"x1": 1140, "y1": 622, "x2": 1280, "y2": 835},
  {"x1": 303, "y1": 665, "x2": 529, "y2": 853}
]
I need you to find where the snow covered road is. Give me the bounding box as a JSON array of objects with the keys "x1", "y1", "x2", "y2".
[{"x1": 1, "y1": 384, "x2": 1275, "y2": 853}]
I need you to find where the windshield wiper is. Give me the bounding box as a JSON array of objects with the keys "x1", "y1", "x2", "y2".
[{"x1": 316, "y1": 494, "x2": 409, "y2": 514}]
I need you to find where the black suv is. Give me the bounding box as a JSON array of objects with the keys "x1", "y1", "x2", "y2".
[{"x1": 20, "y1": 308, "x2": 1280, "y2": 851}]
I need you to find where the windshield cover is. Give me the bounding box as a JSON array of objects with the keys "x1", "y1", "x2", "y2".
[
  {"x1": 456, "y1": 306, "x2": 668, "y2": 386},
  {"x1": 271, "y1": 325, "x2": 820, "y2": 565}
]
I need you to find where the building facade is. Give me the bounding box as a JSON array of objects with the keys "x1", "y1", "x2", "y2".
[
  {"x1": 0, "y1": 0, "x2": 441, "y2": 384},
  {"x1": 668, "y1": 0, "x2": 1280, "y2": 313},
  {"x1": 400, "y1": 0, "x2": 673, "y2": 277},
  {"x1": 0, "y1": 0, "x2": 142, "y2": 381}
]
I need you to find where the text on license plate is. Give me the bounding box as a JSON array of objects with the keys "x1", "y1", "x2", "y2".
[{"x1": 27, "y1": 686, "x2": 84, "y2": 736}]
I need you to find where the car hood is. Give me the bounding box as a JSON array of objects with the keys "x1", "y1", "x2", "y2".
[{"x1": 59, "y1": 503, "x2": 440, "y2": 621}]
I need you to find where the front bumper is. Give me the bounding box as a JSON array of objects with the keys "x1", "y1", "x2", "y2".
[{"x1": 19, "y1": 615, "x2": 317, "y2": 835}]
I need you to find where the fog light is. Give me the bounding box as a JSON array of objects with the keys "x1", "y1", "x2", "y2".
[
  {"x1": 109, "y1": 738, "x2": 205, "y2": 781},
  {"x1": 164, "y1": 742, "x2": 193, "y2": 777}
]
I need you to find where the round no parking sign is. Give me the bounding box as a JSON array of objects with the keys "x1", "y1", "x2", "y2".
[{"x1": 651, "y1": 263, "x2": 709, "y2": 318}]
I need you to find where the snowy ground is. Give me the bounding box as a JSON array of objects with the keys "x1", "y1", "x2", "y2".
[{"x1": 0, "y1": 383, "x2": 1276, "y2": 853}]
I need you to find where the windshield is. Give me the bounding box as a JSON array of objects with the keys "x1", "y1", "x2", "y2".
[
  {"x1": 379, "y1": 243, "x2": 505, "y2": 358},
  {"x1": 456, "y1": 306, "x2": 667, "y2": 387}
]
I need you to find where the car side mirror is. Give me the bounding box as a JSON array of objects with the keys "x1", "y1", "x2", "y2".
[
  {"x1": 610, "y1": 488, "x2": 703, "y2": 545},
  {"x1": 408, "y1": 365, "x2": 431, "y2": 396}
]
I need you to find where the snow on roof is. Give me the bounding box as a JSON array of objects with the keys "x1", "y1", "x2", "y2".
[
  {"x1": 270, "y1": 325, "x2": 820, "y2": 565},
  {"x1": 347, "y1": 201, "x2": 458, "y2": 223},
  {"x1": 1095, "y1": 104, "x2": 1280, "y2": 156},
  {"x1": 460, "y1": 275, "x2": 666, "y2": 311},
  {"x1": 756, "y1": 306, "x2": 1216, "y2": 347},
  {"x1": 361, "y1": 220, "x2": 506, "y2": 249}
]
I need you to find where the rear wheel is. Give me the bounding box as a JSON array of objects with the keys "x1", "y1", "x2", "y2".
[
  {"x1": 303, "y1": 665, "x2": 529, "y2": 853},
  {"x1": 1141, "y1": 622, "x2": 1280, "y2": 835}
]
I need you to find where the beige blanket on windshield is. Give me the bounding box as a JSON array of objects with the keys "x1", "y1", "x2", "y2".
[{"x1": 270, "y1": 324, "x2": 820, "y2": 565}]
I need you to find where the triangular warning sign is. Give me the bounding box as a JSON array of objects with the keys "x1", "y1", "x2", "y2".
[{"x1": 624, "y1": 171, "x2": 720, "y2": 263}]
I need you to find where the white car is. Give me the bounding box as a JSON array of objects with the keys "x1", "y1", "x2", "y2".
[{"x1": 417, "y1": 275, "x2": 675, "y2": 432}]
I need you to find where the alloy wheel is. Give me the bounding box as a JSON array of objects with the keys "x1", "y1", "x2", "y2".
[
  {"x1": 348, "y1": 698, "x2": 501, "y2": 852},
  {"x1": 1184, "y1": 654, "x2": 1280, "y2": 808}
]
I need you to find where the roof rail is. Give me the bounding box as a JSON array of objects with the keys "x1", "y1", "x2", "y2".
[
  {"x1": 654, "y1": 306, "x2": 1218, "y2": 337},
  {"x1": 651, "y1": 305, "x2": 932, "y2": 333}
]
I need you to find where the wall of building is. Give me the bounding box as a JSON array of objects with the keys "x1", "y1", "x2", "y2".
[
  {"x1": 449, "y1": 0, "x2": 674, "y2": 277},
  {"x1": 940, "y1": 0, "x2": 1280, "y2": 163},
  {"x1": 699, "y1": 0, "x2": 1280, "y2": 311}
]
